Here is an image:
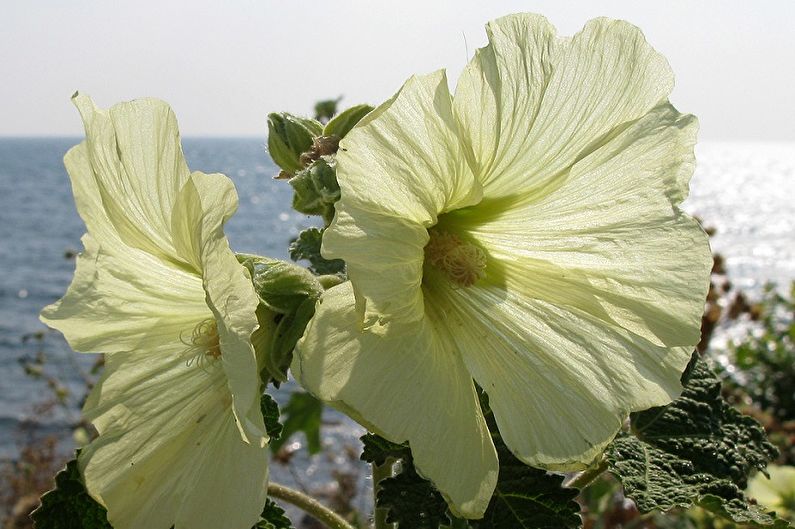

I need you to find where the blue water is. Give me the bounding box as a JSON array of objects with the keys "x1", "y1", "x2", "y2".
[{"x1": 0, "y1": 138, "x2": 793, "y2": 514}]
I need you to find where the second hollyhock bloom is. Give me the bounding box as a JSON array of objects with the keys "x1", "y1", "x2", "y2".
[{"x1": 294, "y1": 13, "x2": 712, "y2": 518}]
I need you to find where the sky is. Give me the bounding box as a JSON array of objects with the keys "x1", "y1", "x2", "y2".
[{"x1": 1, "y1": 0, "x2": 794, "y2": 141}]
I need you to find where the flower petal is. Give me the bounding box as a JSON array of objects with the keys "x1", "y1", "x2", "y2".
[
  {"x1": 172, "y1": 172, "x2": 265, "y2": 443},
  {"x1": 325, "y1": 70, "x2": 483, "y2": 324},
  {"x1": 294, "y1": 283, "x2": 498, "y2": 518},
  {"x1": 432, "y1": 282, "x2": 691, "y2": 470},
  {"x1": 80, "y1": 349, "x2": 268, "y2": 529},
  {"x1": 39, "y1": 233, "x2": 207, "y2": 353},
  {"x1": 70, "y1": 93, "x2": 192, "y2": 263},
  {"x1": 455, "y1": 14, "x2": 674, "y2": 199},
  {"x1": 444, "y1": 103, "x2": 710, "y2": 349}
]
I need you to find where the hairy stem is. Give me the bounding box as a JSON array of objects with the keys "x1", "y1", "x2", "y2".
[
  {"x1": 268, "y1": 482, "x2": 355, "y2": 529},
  {"x1": 372, "y1": 461, "x2": 395, "y2": 529},
  {"x1": 564, "y1": 456, "x2": 609, "y2": 490}
]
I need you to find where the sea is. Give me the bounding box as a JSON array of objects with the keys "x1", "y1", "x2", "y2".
[{"x1": 0, "y1": 138, "x2": 793, "y2": 512}]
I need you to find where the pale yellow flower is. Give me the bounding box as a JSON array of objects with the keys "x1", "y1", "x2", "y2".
[
  {"x1": 748, "y1": 466, "x2": 795, "y2": 520},
  {"x1": 294, "y1": 14, "x2": 712, "y2": 518},
  {"x1": 41, "y1": 94, "x2": 267, "y2": 529}
]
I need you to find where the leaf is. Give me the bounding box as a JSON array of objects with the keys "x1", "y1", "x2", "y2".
[
  {"x1": 289, "y1": 228, "x2": 345, "y2": 276},
  {"x1": 471, "y1": 434, "x2": 581, "y2": 529},
  {"x1": 323, "y1": 104, "x2": 374, "y2": 139},
  {"x1": 379, "y1": 463, "x2": 450, "y2": 529},
  {"x1": 607, "y1": 352, "x2": 787, "y2": 527},
  {"x1": 270, "y1": 391, "x2": 323, "y2": 454},
  {"x1": 361, "y1": 427, "x2": 581, "y2": 529},
  {"x1": 31, "y1": 456, "x2": 111, "y2": 529},
  {"x1": 360, "y1": 433, "x2": 409, "y2": 466},
  {"x1": 261, "y1": 393, "x2": 283, "y2": 443},
  {"x1": 254, "y1": 499, "x2": 294, "y2": 529}
]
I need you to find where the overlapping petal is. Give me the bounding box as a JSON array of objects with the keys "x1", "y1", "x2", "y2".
[{"x1": 294, "y1": 283, "x2": 498, "y2": 517}]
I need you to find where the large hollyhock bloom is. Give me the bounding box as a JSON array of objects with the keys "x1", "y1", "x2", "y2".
[
  {"x1": 40, "y1": 95, "x2": 268, "y2": 529},
  {"x1": 294, "y1": 14, "x2": 712, "y2": 518}
]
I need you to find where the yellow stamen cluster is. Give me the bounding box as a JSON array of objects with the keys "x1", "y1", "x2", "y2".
[
  {"x1": 425, "y1": 230, "x2": 487, "y2": 287},
  {"x1": 182, "y1": 318, "x2": 222, "y2": 367}
]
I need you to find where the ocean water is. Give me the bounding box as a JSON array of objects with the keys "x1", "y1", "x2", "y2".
[{"x1": 0, "y1": 138, "x2": 793, "y2": 507}]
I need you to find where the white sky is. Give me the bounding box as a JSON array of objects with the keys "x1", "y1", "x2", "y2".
[{"x1": 1, "y1": 0, "x2": 794, "y2": 140}]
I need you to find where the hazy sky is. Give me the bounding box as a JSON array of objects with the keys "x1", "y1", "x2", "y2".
[{"x1": 2, "y1": 0, "x2": 794, "y2": 140}]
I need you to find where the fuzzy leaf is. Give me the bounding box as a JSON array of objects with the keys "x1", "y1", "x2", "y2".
[
  {"x1": 261, "y1": 393, "x2": 283, "y2": 443},
  {"x1": 31, "y1": 457, "x2": 111, "y2": 529},
  {"x1": 379, "y1": 463, "x2": 450, "y2": 529},
  {"x1": 254, "y1": 499, "x2": 294, "y2": 529},
  {"x1": 360, "y1": 433, "x2": 409, "y2": 466},
  {"x1": 608, "y1": 353, "x2": 786, "y2": 527},
  {"x1": 270, "y1": 391, "x2": 323, "y2": 454},
  {"x1": 267, "y1": 113, "x2": 321, "y2": 174},
  {"x1": 289, "y1": 228, "x2": 345, "y2": 276},
  {"x1": 471, "y1": 434, "x2": 581, "y2": 529}
]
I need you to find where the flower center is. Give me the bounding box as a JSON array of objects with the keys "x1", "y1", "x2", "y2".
[
  {"x1": 424, "y1": 229, "x2": 486, "y2": 287},
  {"x1": 182, "y1": 318, "x2": 222, "y2": 367}
]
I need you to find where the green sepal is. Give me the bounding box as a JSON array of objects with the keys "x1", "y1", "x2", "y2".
[
  {"x1": 289, "y1": 158, "x2": 340, "y2": 223},
  {"x1": 238, "y1": 255, "x2": 323, "y2": 314},
  {"x1": 269, "y1": 297, "x2": 317, "y2": 383},
  {"x1": 289, "y1": 227, "x2": 346, "y2": 276},
  {"x1": 607, "y1": 352, "x2": 787, "y2": 527},
  {"x1": 261, "y1": 393, "x2": 283, "y2": 443},
  {"x1": 253, "y1": 499, "x2": 294, "y2": 529},
  {"x1": 31, "y1": 454, "x2": 112, "y2": 529},
  {"x1": 267, "y1": 112, "x2": 322, "y2": 174},
  {"x1": 270, "y1": 391, "x2": 323, "y2": 455},
  {"x1": 322, "y1": 104, "x2": 374, "y2": 139}
]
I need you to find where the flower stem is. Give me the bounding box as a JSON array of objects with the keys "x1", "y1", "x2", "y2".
[
  {"x1": 268, "y1": 482, "x2": 355, "y2": 529},
  {"x1": 372, "y1": 461, "x2": 395, "y2": 529},
  {"x1": 564, "y1": 456, "x2": 609, "y2": 490}
]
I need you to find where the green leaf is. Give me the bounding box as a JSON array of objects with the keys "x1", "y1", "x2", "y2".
[
  {"x1": 31, "y1": 456, "x2": 111, "y2": 529},
  {"x1": 607, "y1": 352, "x2": 786, "y2": 527},
  {"x1": 323, "y1": 104, "x2": 374, "y2": 139},
  {"x1": 379, "y1": 463, "x2": 450, "y2": 529},
  {"x1": 289, "y1": 228, "x2": 345, "y2": 276},
  {"x1": 360, "y1": 433, "x2": 409, "y2": 466},
  {"x1": 261, "y1": 393, "x2": 283, "y2": 443},
  {"x1": 270, "y1": 391, "x2": 323, "y2": 455},
  {"x1": 267, "y1": 112, "x2": 322, "y2": 174},
  {"x1": 471, "y1": 434, "x2": 581, "y2": 529},
  {"x1": 254, "y1": 499, "x2": 294, "y2": 529}
]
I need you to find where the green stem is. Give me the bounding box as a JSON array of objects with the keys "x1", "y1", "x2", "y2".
[
  {"x1": 449, "y1": 516, "x2": 470, "y2": 529},
  {"x1": 268, "y1": 482, "x2": 355, "y2": 529},
  {"x1": 372, "y1": 461, "x2": 395, "y2": 529},
  {"x1": 564, "y1": 456, "x2": 609, "y2": 490}
]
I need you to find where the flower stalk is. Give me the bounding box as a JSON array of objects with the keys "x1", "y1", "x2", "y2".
[{"x1": 267, "y1": 482, "x2": 355, "y2": 529}]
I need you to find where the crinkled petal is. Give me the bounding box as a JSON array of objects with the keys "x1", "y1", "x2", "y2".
[
  {"x1": 326, "y1": 70, "x2": 482, "y2": 324},
  {"x1": 80, "y1": 349, "x2": 268, "y2": 529},
  {"x1": 294, "y1": 283, "x2": 497, "y2": 518},
  {"x1": 431, "y1": 282, "x2": 691, "y2": 470},
  {"x1": 172, "y1": 173, "x2": 265, "y2": 443},
  {"x1": 70, "y1": 93, "x2": 192, "y2": 262},
  {"x1": 455, "y1": 14, "x2": 674, "y2": 199},
  {"x1": 40, "y1": 233, "x2": 207, "y2": 353},
  {"x1": 444, "y1": 103, "x2": 710, "y2": 350}
]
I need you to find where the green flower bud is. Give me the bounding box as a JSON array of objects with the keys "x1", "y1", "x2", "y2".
[
  {"x1": 290, "y1": 158, "x2": 340, "y2": 223},
  {"x1": 266, "y1": 112, "x2": 323, "y2": 174}
]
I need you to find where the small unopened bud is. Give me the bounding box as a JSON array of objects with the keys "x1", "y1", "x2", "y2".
[{"x1": 267, "y1": 112, "x2": 323, "y2": 175}]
